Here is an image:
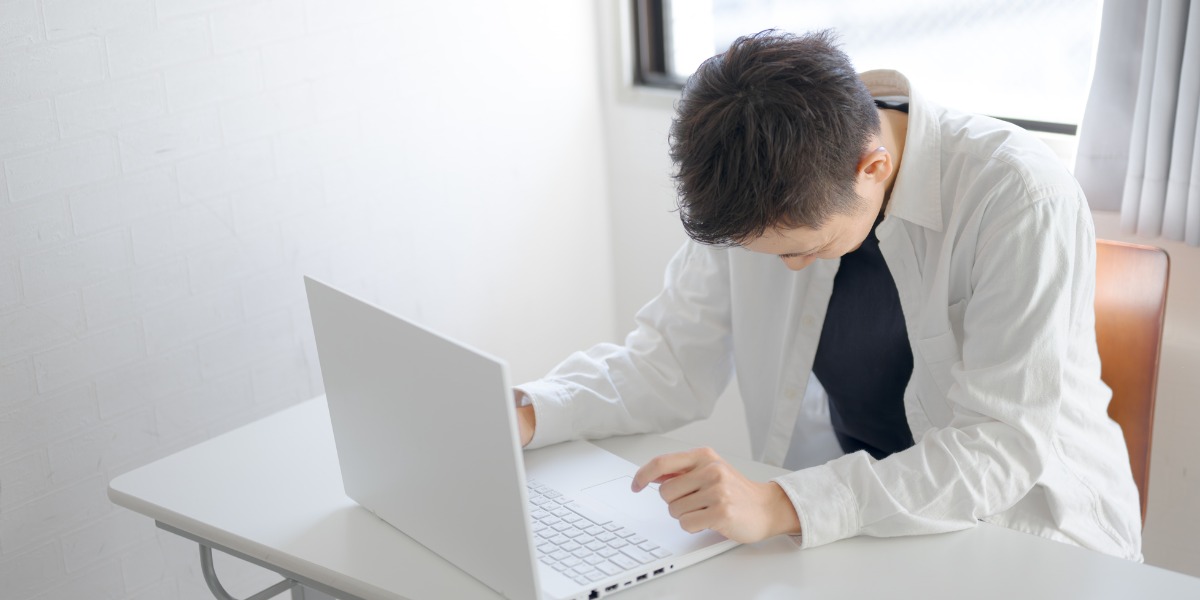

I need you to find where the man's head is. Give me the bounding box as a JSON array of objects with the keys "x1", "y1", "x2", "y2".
[{"x1": 669, "y1": 29, "x2": 886, "y2": 263}]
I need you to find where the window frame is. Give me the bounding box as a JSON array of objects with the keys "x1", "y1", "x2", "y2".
[{"x1": 631, "y1": 0, "x2": 1079, "y2": 136}]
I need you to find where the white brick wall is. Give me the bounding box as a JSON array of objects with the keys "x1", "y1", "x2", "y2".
[
  {"x1": 0, "y1": 38, "x2": 106, "y2": 104},
  {"x1": 0, "y1": 100, "x2": 58, "y2": 157},
  {"x1": 0, "y1": 1, "x2": 615, "y2": 597},
  {"x1": 56, "y1": 75, "x2": 168, "y2": 140},
  {"x1": 42, "y1": 0, "x2": 155, "y2": 42},
  {"x1": 5, "y1": 136, "x2": 120, "y2": 202},
  {"x1": 116, "y1": 108, "x2": 222, "y2": 172},
  {"x1": 0, "y1": 1, "x2": 44, "y2": 49}
]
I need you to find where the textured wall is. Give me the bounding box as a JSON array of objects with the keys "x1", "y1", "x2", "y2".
[{"x1": 0, "y1": 1, "x2": 615, "y2": 597}]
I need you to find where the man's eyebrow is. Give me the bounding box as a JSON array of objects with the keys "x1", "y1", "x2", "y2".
[{"x1": 778, "y1": 246, "x2": 820, "y2": 258}]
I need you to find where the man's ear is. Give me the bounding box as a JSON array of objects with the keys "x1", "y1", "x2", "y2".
[{"x1": 857, "y1": 146, "x2": 893, "y2": 185}]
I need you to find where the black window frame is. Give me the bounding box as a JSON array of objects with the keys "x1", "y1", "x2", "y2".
[{"x1": 631, "y1": 0, "x2": 1078, "y2": 136}]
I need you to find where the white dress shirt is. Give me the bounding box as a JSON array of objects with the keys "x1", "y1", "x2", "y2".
[{"x1": 517, "y1": 70, "x2": 1143, "y2": 561}]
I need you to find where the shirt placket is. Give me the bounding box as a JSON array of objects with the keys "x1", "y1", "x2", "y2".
[{"x1": 760, "y1": 258, "x2": 839, "y2": 466}]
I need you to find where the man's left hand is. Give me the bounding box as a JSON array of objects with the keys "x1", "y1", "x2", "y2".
[{"x1": 631, "y1": 447, "x2": 801, "y2": 543}]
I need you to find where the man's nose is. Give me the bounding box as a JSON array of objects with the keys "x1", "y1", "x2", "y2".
[{"x1": 781, "y1": 255, "x2": 816, "y2": 271}]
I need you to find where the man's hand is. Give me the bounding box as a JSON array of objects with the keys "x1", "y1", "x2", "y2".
[
  {"x1": 516, "y1": 403, "x2": 536, "y2": 447},
  {"x1": 632, "y1": 447, "x2": 801, "y2": 544}
]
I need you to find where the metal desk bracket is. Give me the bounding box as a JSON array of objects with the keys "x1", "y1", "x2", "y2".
[
  {"x1": 156, "y1": 521, "x2": 363, "y2": 600},
  {"x1": 200, "y1": 543, "x2": 297, "y2": 600}
]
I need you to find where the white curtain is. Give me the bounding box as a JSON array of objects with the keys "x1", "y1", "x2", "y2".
[{"x1": 1075, "y1": 0, "x2": 1200, "y2": 245}]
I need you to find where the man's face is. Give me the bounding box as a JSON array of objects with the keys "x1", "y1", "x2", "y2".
[
  {"x1": 739, "y1": 143, "x2": 893, "y2": 271},
  {"x1": 739, "y1": 176, "x2": 886, "y2": 271}
]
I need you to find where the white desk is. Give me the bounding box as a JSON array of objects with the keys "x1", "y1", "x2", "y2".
[{"x1": 110, "y1": 397, "x2": 1200, "y2": 599}]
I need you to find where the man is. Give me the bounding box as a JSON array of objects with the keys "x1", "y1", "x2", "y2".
[{"x1": 514, "y1": 30, "x2": 1143, "y2": 560}]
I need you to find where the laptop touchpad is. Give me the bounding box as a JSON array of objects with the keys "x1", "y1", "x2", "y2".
[{"x1": 580, "y1": 476, "x2": 668, "y2": 520}]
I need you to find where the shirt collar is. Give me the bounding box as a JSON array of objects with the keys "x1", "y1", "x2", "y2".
[{"x1": 860, "y1": 69, "x2": 944, "y2": 232}]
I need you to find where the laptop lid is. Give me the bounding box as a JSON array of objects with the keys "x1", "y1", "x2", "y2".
[{"x1": 304, "y1": 276, "x2": 539, "y2": 600}]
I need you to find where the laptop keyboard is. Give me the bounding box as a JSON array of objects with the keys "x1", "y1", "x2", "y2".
[{"x1": 527, "y1": 479, "x2": 673, "y2": 586}]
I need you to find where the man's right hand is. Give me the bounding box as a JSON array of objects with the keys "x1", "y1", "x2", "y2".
[{"x1": 516, "y1": 403, "x2": 536, "y2": 447}]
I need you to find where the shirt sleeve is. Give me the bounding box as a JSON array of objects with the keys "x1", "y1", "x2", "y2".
[
  {"x1": 516, "y1": 241, "x2": 735, "y2": 449},
  {"x1": 774, "y1": 184, "x2": 1096, "y2": 549}
]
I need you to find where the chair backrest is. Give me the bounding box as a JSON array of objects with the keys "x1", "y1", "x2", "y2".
[{"x1": 1094, "y1": 239, "x2": 1169, "y2": 525}]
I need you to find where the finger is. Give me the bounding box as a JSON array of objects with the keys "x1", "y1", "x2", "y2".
[
  {"x1": 657, "y1": 467, "x2": 705, "y2": 503},
  {"x1": 677, "y1": 507, "x2": 715, "y2": 535},
  {"x1": 644, "y1": 472, "x2": 682, "y2": 485},
  {"x1": 632, "y1": 450, "x2": 708, "y2": 492},
  {"x1": 665, "y1": 485, "x2": 710, "y2": 520}
]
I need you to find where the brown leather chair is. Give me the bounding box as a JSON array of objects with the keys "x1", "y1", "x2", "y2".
[{"x1": 1094, "y1": 239, "x2": 1169, "y2": 525}]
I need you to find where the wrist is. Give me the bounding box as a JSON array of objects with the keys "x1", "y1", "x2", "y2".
[
  {"x1": 517, "y1": 404, "x2": 536, "y2": 447},
  {"x1": 767, "y1": 481, "x2": 802, "y2": 538}
]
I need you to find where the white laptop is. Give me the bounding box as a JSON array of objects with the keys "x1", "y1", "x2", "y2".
[{"x1": 304, "y1": 277, "x2": 738, "y2": 600}]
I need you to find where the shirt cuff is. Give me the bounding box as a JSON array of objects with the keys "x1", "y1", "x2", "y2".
[
  {"x1": 772, "y1": 462, "x2": 861, "y2": 549},
  {"x1": 513, "y1": 380, "x2": 575, "y2": 449}
]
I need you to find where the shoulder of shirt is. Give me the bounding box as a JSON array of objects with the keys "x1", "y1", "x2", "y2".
[{"x1": 935, "y1": 105, "x2": 1085, "y2": 211}]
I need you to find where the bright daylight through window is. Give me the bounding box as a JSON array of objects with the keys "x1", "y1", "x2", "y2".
[{"x1": 657, "y1": 0, "x2": 1105, "y2": 132}]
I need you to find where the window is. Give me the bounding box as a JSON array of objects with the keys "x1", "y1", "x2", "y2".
[{"x1": 634, "y1": 0, "x2": 1104, "y2": 134}]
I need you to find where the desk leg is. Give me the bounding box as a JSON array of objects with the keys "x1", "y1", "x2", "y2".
[
  {"x1": 200, "y1": 544, "x2": 298, "y2": 600},
  {"x1": 157, "y1": 522, "x2": 363, "y2": 600},
  {"x1": 291, "y1": 587, "x2": 338, "y2": 600}
]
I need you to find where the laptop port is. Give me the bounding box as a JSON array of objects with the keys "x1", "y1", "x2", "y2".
[
  {"x1": 637, "y1": 574, "x2": 648, "y2": 582},
  {"x1": 588, "y1": 591, "x2": 599, "y2": 600},
  {"x1": 605, "y1": 584, "x2": 618, "y2": 592},
  {"x1": 653, "y1": 568, "x2": 665, "y2": 576}
]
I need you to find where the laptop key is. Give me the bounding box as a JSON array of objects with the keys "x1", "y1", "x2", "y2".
[
  {"x1": 616, "y1": 528, "x2": 637, "y2": 539},
  {"x1": 572, "y1": 575, "x2": 591, "y2": 585},
  {"x1": 585, "y1": 540, "x2": 606, "y2": 552},
  {"x1": 596, "y1": 531, "x2": 616, "y2": 542},
  {"x1": 637, "y1": 541, "x2": 658, "y2": 552},
  {"x1": 596, "y1": 561, "x2": 624, "y2": 576},
  {"x1": 598, "y1": 547, "x2": 619, "y2": 558},
  {"x1": 561, "y1": 541, "x2": 581, "y2": 553},
  {"x1": 650, "y1": 548, "x2": 672, "y2": 559},
  {"x1": 628, "y1": 535, "x2": 647, "y2": 545},
  {"x1": 550, "y1": 550, "x2": 570, "y2": 561},
  {"x1": 539, "y1": 556, "x2": 555, "y2": 565},
  {"x1": 607, "y1": 538, "x2": 628, "y2": 549},
  {"x1": 584, "y1": 554, "x2": 608, "y2": 566},
  {"x1": 603, "y1": 523, "x2": 622, "y2": 532},
  {"x1": 584, "y1": 569, "x2": 606, "y2": 582},
  {"x1": 549, "y1": 534, "x2": 570, "y2": 546},
  {"x1": 620, "y1": 546, "x2": 654, "y2": 565},
  {"x1": 610, "y1": 554, "x2": 637, "y2": 570}
]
